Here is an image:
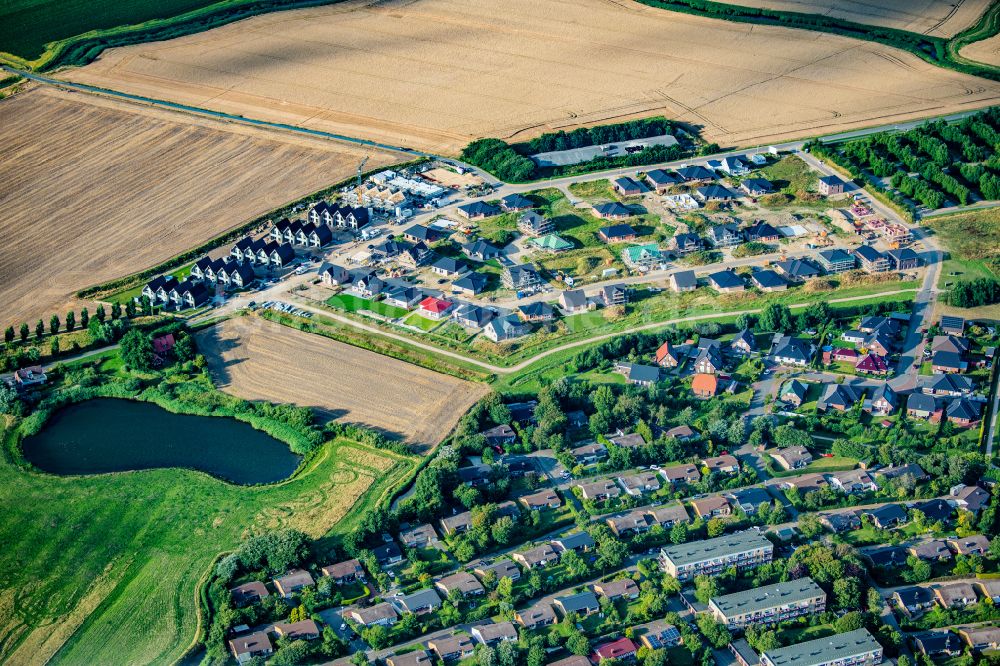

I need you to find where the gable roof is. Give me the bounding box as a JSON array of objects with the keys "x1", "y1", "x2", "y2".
[
  {"x1": 598, "y1": 222, "x2": 637, "y2": 238},
  {"x1": 458, "y1": 201, "x2": 499, "y2": 217}
]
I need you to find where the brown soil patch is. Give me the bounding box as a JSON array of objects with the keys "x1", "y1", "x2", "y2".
[
  {"x1": 196, "y1": 316, "x2": 488, "y2": 450},
  {"x1": 721, "y1": 0, "x2": 991, "y2": 37},
  {"x1": 62, "y1": 0, "x2": 1000, "y2": 155},
  {"x1": 0, "y1": 86, "x2": 400, "y2": 327}
]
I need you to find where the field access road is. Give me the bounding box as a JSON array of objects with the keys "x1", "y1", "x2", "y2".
[{"x1": 277, "y1": 287, "x2": 919, "y2": 376}]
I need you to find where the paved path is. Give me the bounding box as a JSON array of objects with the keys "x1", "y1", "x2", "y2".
[{"x1": 281, "y1": 287, "x2": 918, "y2": 376}]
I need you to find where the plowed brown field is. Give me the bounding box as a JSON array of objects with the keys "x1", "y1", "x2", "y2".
[
  {"x1": 62, "y1": 0, "x2": 1000, "y2": 155},
  {"x1": 0, "y1": 86, "x2": 399, "y2": 326},
  {"x1": 196, "y1": 317, "x2": 488, "y2": 450}
]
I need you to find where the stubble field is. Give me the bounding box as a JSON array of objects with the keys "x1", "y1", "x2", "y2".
[
  {"x1": 61, "y1": 0, "x2": 1000, "y2": 155},
  {"x1": 196, "y1": 317, "x2": 489, "y2": 450},
  {"x1": 0, "y1": 86, "x2": 399, "y2": 326},
  {"x1": 719, "y1": 0, "x2": 992, "y2": 37},
  {"x1": 961, "y1": 33, "x2": 1000, "y2": 67}
]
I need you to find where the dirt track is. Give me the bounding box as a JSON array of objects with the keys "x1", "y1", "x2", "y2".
[
  {"x1": 0, "y1": 86, "x2": 399, "y2": 327},
  {"x1": 61, "y1": 0, "x2": 1000, "y2": 155},
  {"x1": 196, "y1": 317, "x2": 488, "y2": 451}
]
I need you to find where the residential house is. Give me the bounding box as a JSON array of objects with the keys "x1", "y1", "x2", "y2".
[
  {"x1": 502, "y1": 263, "x2": 543, "y2": 291},
  {"x1": 554, "y1": 590, "x2": 600, "y2": 617},
  {"x1": 592, "y1": 638, "x2": 639, "y2": 663},
  {"x1": 959, "y1": 626, "x2": 1000, "y2": 652},
  {"x1": 949, "y1": 535, "x2": 991, "y2": 556},
  {"x1": 741, "y1": 178, "x2": 774, "y2": 196},
  {"x1": 661, "y1": 464, "x2": 702, "y2": 486},
  {"x1": 614, "y1": 176, "x2": 643, "y2": 196},
  {"x1": 690, "y1": 496, "x2": 732, "y2": 519},
  {"x1": 350, "y1": 270, "x2": 384, "y2": 298},
  {"x1": 402, "y1": 224, "x2": 440, "y2": 244},
  {"x1": 384, "y1": 285, "x2": 423, "y2": 309},
  {"x1": 571, "y1": 443, "x2": 608, "y2": 465},
  {"x1": 886, "y1": 248, "x2": 921, "y2": 271},
  {"x1": 672, "y1": 233, "x2": 702, "y2": 255},
  {"x1": 819, "y1": 512, "x2": 860, "y2": 533},
  {"x1": 774, "y1": 259, "x2": 822, "y2": 282},
  {"x1": 717, "y1": 155, "x2": 750, "y2": 176},
  {"x1": 934, "y1": 582, "x2": 978, "y2": 609},
  {"x1": 457, "y1": 201, "x2": 499, "y2": 220},
  {"x1": 622, "y1": 243, "x2": 663, "y2": 270},
  {"x1": 861, "y1": 504, "x2": 908, "y2": 529},
  {"x1": 399, "y1": 523, "x2": 437, "y2": 550},
  {"x1": 617, "y1": 362, "x2": 660, "y2": 387},
  {"x1": 559, "y1": 289, "x2": 591, "y2": 314},
  {"x1": 512, "y1": 544, "x2": 559, "y2": 569},
  {"x1": 912, "y1": 632, "x2": 964, "y2": 658},
  {"x1": 348, "y1": 602, "x2": 398, "y2": 627},
  {"x1": 518, "y1": 211, "x2": 553, "y2": 237},
  {"x1": 950, "y1": 484, "x2": 991, "y2": 513},
  {"x1": 230, "y1": 582, "x2": 269, "y2": 607},
  {"x1": 529, "y1": 233, "x2": 573, "y2": 252},
  {"x1": 594, "y1": 578, "x2": 640, "y2": 601},
  {"x1": 321, "y1": 559, "x2": 365, "y2": 584},
  {"x1": 387, "y1": 651, "x2": 434, "y2": 666},
  {"x1": 676, "y1": 165, "x2": 716, "y2": 182},
  {"x1": 855, "y1": 353, "x2": 889, "y2": 375},
  {"x1": 940, "y1": 316, "x2": 966, "y2": 336},
  {"x1": 462, "y1": 239, "x2": 501, "y2": 261},
  {"x1": 601, "y1": 283, "x2": 630, "y2": 306},
  {"x1": 598, "y1": 222, "x2": 638, "y2": 242},
  {"x1": 817, "y1": 249, "x2": 856, "y2": 273},
  {"x1": 452, "y1": 272, "x2": 489, "y2": 296},
  {"x1": 552, "y1": 532, "x2": 596, "y2": 554},
  {"x1": 670, "y1": 269, "x2": 698, "y2": 292},
  {"x1": 519, "y1": 488, "x2": 561, "y2": 511},
  {"x1": 772, "y1": 335, "x2": 814, "y2": 367},
  {"x1": 392, "y1": 588, "x2": 442, "y2": 615},
  {"x1": 692, "y1": 373, "x2": 719, "y2": 397},
  {"x1": 726, "y1": 487, "x2": 774, "y2": 514},
  {"x1": 518, "y1": 301, "x2": 556, "y2": 323},
  {"x1": 866, "y1": 384, "x2": 898, "y2": 415},
  {"x1": 417, "y1": 296, "x2": 453, "y2": 320},
  {"x1": 772, "y1": 446, "x2": 813, "y2": 470},
  {"x1": 577, "y1": 480, "x2": 621, "y2": 502},
  {"x1": 867, "y1": 546, "x2": 908, "y2": 569},
  {"x1": 13, "y1": 366, "x2": 47, "y2": 389},
  {"x1": 731, "y1": 329, "x2": 757, "y2": 355},
  {"x1": 431, "y1": 257, "x2": 466, "y2": 277},
  {"x1": 827, "y1": 469, "x2": 877, "y2": 494},
  {"x1": 273, "y1": 619, "x2": 320, "y2": 641},
  {"x1": 946, "y1": 398, "x2": 980, "y2": 427},
  {"x1": 473, "y1": 559, "x2": 521, "y2": 582},
  {"x1": 654, "y1": 340, "x2": 683, "y2": 367},
  {"x1": 609, "y1": 432, "x2": 646, "y2": 448},
  {"x1": 617, "y1": 472, "x2": 661, "y2": 496},
  {"x1": 500, "y1": 193, "x2": 533, "y2": 212},
  {"x1": 515, "y1": 602, "x2": 556, "y2": 630},
  {"x1": 273, "y1": 570, "x2": 314, "y2": 598},
  {"x1": 854, "y1": 245, "x2": 890, "y2": 273},
  {"x1": 745, "y1": 221, "x2": 781, "y2": 242},
  {"x1": 435, "y1": 572, "x2": 485, "y2": 598},
  {"x1": 780, "y1": 380, "x2": 809, "y2": 407},
  {"x1": 635, "y1": 620, "x2": 682, "y2": 649},
  {"x1": 593, "y1": 203, "x2": 632, "y2": 221},
  {"x1": 708, "y1": 269, "x2": 746, "y2": 293},
  {"x1": 230, "y1": 632, "x2": 274, "y2": 664},
  {"x1": 428, "y1": 635, "x2": 475, "y2": 662},
  {"x1": 906, "y1": 393, "x2": 941, "y2": 421},
  {"x1": 817, "y1": 175, "x2": 845, "y2": 195},
  {"x1": 373, "y1": 542, "x2": 403, "y2": 566},
  {"x1": 696, "y1": 184, "x2": 736, "y2": 202},
  {"x1": 707, "y1": 224, "x2": 743, "y2": 248},
  {"x1": 646, "y1": 169, "x2": 682, "y2": 193},
  {"x1": 471, "y1": 622, "x2": 518, "y2": 646}
]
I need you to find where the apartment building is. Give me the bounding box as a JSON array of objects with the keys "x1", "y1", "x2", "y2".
[
  {"x1": 709, "y1": 577, "x2": 826, "y2": 630},
  {"x1": 761, "y1": 629, "x2": 883, "y2": 666},
  {"x1": 658, "y1": 530, "x2": 773, "y2": 581}
]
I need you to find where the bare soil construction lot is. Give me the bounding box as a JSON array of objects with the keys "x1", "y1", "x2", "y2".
[
  {"x1": 62, "y1": 0, "x2": 1000, "y2": 155},
  {"x1": 196, "y1": 317, "x2": 488, "y2": 450},
  {"x1": 0, "y1": 86, "x2": 399, "y2": 326},
  {"x1": 721, "y1": 0, "x2": 991, "y2": 37}
]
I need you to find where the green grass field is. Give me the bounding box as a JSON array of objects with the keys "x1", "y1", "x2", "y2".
[
  {"x1": 0, "y1": 420, "x2": 413, "y2": 664},
  {"x1": 0, "y1": 0, "x2": 221, "y2": 60},
  {"x1": 327, "y1": 293, "x2": 410, "y2": 319}
]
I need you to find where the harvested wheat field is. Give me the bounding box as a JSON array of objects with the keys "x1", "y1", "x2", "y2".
[
  {"x1": 197, "y1": 317, "x2": 488, "y2": 450},
  {"x1": 62, "y1": 0, "x2": 1000, "y2": 155},
  {"x1": 0, "y1": 86, "x2": 400, "y2": 326},
  {"x1": 720, "y1": 0, "x2": 991, "y2": 37},
  {"x1": 961, "y1": 34, "x2": 1000, "y2": 67}
]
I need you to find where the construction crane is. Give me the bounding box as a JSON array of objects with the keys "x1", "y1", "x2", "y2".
[{"x1": 356, "y1": 155, "x2": 370, "y2": 189}]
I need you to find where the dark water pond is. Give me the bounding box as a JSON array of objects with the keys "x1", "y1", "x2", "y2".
[{"x1": 22, "y1": 398, "x2": 300, "y2": 484}]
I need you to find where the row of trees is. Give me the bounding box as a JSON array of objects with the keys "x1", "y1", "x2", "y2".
[
  {"x1": 3, "y1": 302, "x2": 123, "y2": 345},
  {"x1": 948, "y1": 277, "x2": 1000, "y2": 308},
  {"x1": 517, "y1": 117, "x2": 675, "y2": 154}
]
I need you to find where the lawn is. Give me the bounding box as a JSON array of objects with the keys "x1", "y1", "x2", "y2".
[
  {"x1": 403, "y1": 312, "x2": 444, "y2": 332},
  {"x1": 0, "y1": 426, "x2": 414, "y2": 665},
  {"x1": 761, "y1": 156, "x2": 819, "y2": 195},
  {"x1": 327, "y1": 293, "x2": 410, "y2": 319},
  {"x1": 775, "y1": 622, "x2": 837, "y2": 645},
  {"x1": 926, "y1": 208, "x2": 1000, "y2": 285},
  {"x1": 568, "y1": 179, "x2": 617, "y2": 202}
]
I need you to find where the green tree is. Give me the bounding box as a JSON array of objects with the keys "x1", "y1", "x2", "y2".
[
  {"x1": 3, "y1": 326, "x2": 13, "y2": 344},
  {"x1": 49, "y1": 314, "x2": 60, "y2": 335},
  {"x1": 80, "y1": 308, "x2": 89, "y2": 329},
  {"x1": 0, "y1": 384, "x2": 18, "y2": 414},
  {"x1": 835, "y1": 611, "x2": 864, "y2": 633},
  {"x1": 119, "y1": 329, "x2": 154, "y2": 371},
  {"x1": 50, "y1": 336, "x2": 60, "y2": 356},
  {"x1": 696, "y1": 613, "x2": 732, "y2": 648},
  {"x1": 566, "y1": 632, "x2": 590, "y2": 656},
  {"x1": 65, "y1": 311, "x2": 75, "y2": 331},
  {"x1": 19, "y1": 323, "x2": 29, "y2": 342},
  {"x1": 111, "y1": 302, "x2": 122, "y2": 320},
  {"x1": 694, "y1": 575, "x2": 718, "y2": 604},
  {"x1": 707, "y1": 518, "x2": 725, "y2": 538},
  {"x1": 670, "y1": 522, "x2": 689, "y2": 544},
  {"x1": 35, "y1": 319, "x2": 44, "y2": 340},
  {"x1": 96, "y1": 304, "x2": 107, "y2": 322}
]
